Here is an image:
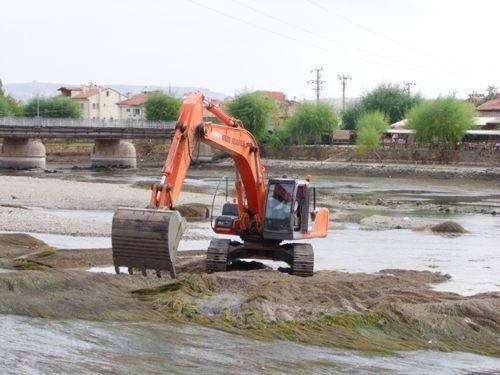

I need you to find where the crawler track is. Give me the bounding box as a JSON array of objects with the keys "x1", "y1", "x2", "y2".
[
  {"x1": 291, "y1": 243, "x2": 314, "y2": 277},
  {"x1": 206, "y1": 239, "x2": 230, "y2": 272}
]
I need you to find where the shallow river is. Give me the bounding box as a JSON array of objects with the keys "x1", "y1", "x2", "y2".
[
  {"x1": 1, "y1": 165, "x2": 499, "y2": 373},
  {"x1": 1, "y1": 315, "x2": 499, "y2": 374}
]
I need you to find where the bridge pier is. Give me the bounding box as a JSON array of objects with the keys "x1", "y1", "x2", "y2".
[
  {"x1": 0, "y1": 138, "x2": 46, "y2": 169},
  {"x1": 91, "y1": 139, "x2": 137, "y2": 168}
]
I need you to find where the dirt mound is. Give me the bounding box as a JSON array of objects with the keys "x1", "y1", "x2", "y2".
[
  {"x1": 429, "y1": 221, "x2": 468, "y2": 234},
  {"x1": 0, "y1": 270, "x2": 162, "y2": 320},
  {"x1": 33, "y1": 248, "x2": 112, "y2": 269},
  {"x1": 0, "y1": 233, "x2": 55, "y2": 260},
  {"x1": 137, "y1": 270, "x2": 499, "y2": 355}
]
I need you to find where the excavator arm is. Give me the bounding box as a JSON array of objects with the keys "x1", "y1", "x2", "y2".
[
  {"x1": 112, "y1": 92, "x2": 268, "y2": 278},
  {"x1": 149, "y1": 92, "x2": 266, "y2": 233}
]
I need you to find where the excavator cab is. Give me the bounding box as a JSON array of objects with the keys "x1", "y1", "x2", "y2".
[{"x1": 263, "y1": 179, "x2": 315, "y2": 241}]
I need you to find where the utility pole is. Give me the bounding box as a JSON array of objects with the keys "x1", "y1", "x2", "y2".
[
  {"x1": 308, "y1": 67, "x2": 324, "y2": 105},
  {"x1": 403, "y1": 81, "x2": 416, "y2": 95},
  {"x1": 338, "y1": 74, "x2": 351, "y2": 112},
  {"x1": 33, "y1": 80, "x2": 40, "y2": 119}
]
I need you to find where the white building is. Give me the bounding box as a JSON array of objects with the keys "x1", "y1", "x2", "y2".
[{"x1": 58, "y1": 84, "x2": 127, "y2": 120}]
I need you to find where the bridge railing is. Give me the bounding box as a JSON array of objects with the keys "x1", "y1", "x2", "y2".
[{"x1": 0, "y1": 117, "x2": 176, "y2": 129}]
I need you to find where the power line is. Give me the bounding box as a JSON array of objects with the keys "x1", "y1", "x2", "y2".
[
  {"x1": 230, "y1": 0, "x2": 421, "y2": 69},
  {"x1": 308, "y1": 68, "x2": 324, "y2": 104},
  {"x1": 186, "y1": 0, "x2": 391, "y2": 67},
  {"x1": 338, "y1": 74, "x2": 351, "y2": 112},
  {"x1": 305, "y1": 0, "x2": 435, "y2": 58},
  {"x1": 187, "y1": 0, "x2": 468, "y2": 78}
]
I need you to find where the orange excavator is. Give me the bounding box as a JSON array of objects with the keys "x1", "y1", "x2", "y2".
[{"x1": 111, "y1": 92, "x2": 329, "y2": 278}]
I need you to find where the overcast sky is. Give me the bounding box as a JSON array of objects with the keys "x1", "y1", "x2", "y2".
[{"x1": 1, "y1": 0, "x2": 499, "y2": 100}]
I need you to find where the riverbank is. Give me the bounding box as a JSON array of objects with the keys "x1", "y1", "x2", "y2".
[
  {"x1": 215, "y1": 158, "x2": 500, "y2": 181},
  {"x1": 0, "y1": 174, "x2": 497, "y2": 237},
  {"x1": 0, "y1": 233, "x2": 498, "y2": 356}
]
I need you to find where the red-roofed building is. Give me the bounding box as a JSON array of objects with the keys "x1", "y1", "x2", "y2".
[
  {"x1": 477, "y1": 94, "x2": 500, "y2": 116},
  {"x1": 255, "y1": 90, "x2": 298, "y2": 126},
  {"x1": 117, "y1": 91, "x2": 155, "y2": 120},
  {"x1": 477, "y1": 95, "x2": 500, "y2": 129}
]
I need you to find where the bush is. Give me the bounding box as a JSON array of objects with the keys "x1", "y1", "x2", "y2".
[
  {"x1": 355, "y1": 111, "x2": 388, "y2": 155},
  {"x1": 407, "y1": 97, "x2": 475, "y2": 146},
  {"x1": 267, "y1": 126, "x2": 291, "y2": 151},
  {"x1": 145, "y1": 93, "x2": 182, "y2": 121},
  {"x1": 24, "y1": 97, "x2": 81, "y2": 118},
  {"x1": 285, "y1": 102, "x2": 338, "y2": 144},
  {"x1": 227, "y1": 92, "x2": 274, "y2": 141}
]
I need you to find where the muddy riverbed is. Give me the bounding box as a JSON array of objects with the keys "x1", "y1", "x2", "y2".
[{"x1": 0, "y1": 167, "x2": 499, "y2": 373}]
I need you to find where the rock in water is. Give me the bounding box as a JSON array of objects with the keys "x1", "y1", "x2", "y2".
[{"x1": 430, "y1": 221, "x2": 467, "y2": 234}]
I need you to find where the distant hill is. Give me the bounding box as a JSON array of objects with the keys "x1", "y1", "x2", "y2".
[{"x1": 3, "y1": 82, "x2": 230, "y2": 102}]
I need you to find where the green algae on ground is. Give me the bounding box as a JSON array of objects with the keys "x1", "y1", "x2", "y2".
[
  {"x1": 132, "y1": 273, "x2": 500, "y2": 357},
  {"x1": 13, "y1": 258, "x2": 53, "y2": 270},
  {"x1": 34, "y1": 248, "x2": 57, "y2": 258}
]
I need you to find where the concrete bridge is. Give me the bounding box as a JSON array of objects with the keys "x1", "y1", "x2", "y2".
[{"x1": 0, "y1": 117, "x2": 212, "y2": 169}]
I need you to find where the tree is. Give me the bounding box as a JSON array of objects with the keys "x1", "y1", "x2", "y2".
[
  {"x1": 407, "y1": 97, "x2": 475, "y2": 147},
  {"x1": 485, "y1": 85, "x2": 497, "y2": 101},
  {"x1": 0, "y1": 97, "x2": 10, "y2": 117},
  {"x1": 355, "y1": 111, "x2": 388, "y2": 155},
  {"x1": 341, "y1": 83, "x2": 421, "y2": 130},
  {"x1": 24, "y1": 97, "x2": 81, "y2": 118},
  {"x1": 227, "y1": 92, "x2": 274, "y2": 141},
  {"x1": 341, "y1": 103, "x2": 363, "y2": 130},
  {"x1": 145, "y1": 92, "x2": 182, "y2": 121},
  {"x1": 361, "y1": 83, "x2": 421, "y2": 124},
  {"x1": 5, "y1": 96, "x2": 23, "y2": 116},
  {"x1": 0, "y1": 79, "x2": 22, "y2": 117},
  {"x1": 285, "y1": 102, "x2": 338, "y2": 144}
]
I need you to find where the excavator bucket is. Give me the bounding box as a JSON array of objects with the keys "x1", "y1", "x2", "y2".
[{"x1": 111, "y1": 208, "x2": 186, "y2": 278}]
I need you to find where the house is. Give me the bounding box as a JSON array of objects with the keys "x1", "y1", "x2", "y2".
[
  {"x1": 117, "y1": 91, "x2": 154, "y2": 120},
  {"x1": 477, "y1": 95, "x2": 500, "y2": 129},
  {"x1": 331, "y1": 130, "x2": 352, "y2": 144},
  {"x1": 58, "y1": 84, "x2": 127, "y2": 120},
  {"x1": 256, "y1": 90, "x2": 298, "y2": 126}
]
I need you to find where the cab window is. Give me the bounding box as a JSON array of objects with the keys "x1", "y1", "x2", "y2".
[{"x1": 264, "y1": 181, "x2": 294, "y2": 233}]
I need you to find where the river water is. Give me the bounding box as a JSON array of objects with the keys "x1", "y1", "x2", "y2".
[
  {"x1": 2, "y1": 315, "x2": 499, "y2": 374},
  {"x1": 1, "y1": 165, "x2": 499, "y2": 373}
]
